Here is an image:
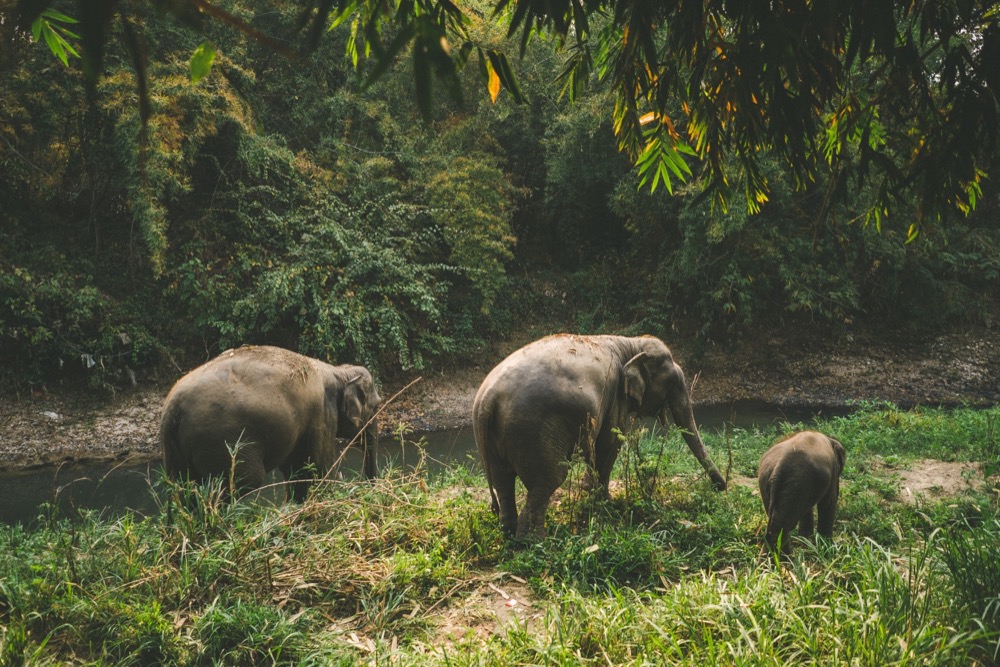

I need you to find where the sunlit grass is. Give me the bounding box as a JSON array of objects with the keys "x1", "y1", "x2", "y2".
[{"x1": 1, "y1": 405, "x2": 998, "y2": 665}]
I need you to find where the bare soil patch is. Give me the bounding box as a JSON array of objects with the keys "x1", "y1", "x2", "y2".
[
  {"x1": 434, "y1": 576, "x2": 542, "y2": 645},
  {"x1": 895, "y1": 459, "x2": 985, "y2": 505}
]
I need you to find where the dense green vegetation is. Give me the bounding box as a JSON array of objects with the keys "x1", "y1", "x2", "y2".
[
  {"x1": 20, "y1": 0, "x2": 1000, "y2": 226},
  {"x1": 3, "y1": 0, "x2": 1000, "y2": 391},
  {"x1": 1, "y1": 404, "x2": 998, "y2": 664}
]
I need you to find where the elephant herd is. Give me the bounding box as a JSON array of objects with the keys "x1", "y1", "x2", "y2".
[{"x1": 160, "y1": 335, "x2": 844, "y2": 555}]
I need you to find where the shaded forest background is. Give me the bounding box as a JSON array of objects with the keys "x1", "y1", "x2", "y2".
[{"x1": 2, "y1": 0, "x2": 999, "y2": 390}]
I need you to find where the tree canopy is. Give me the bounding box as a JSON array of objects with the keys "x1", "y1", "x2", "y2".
[
  {"x1": 3, "y1": 0, "x2": 998, "y2": 388},
  {"x1": 16, "y1": 0, "x2": 1000, "y2": 235}
]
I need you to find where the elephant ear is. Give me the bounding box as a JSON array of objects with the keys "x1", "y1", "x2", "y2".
[
  {"x1": 342, "y1": 375, "x2": 366, "y2": 432},
  {"x1": 830, "y1": 437, "x2": 846, "y2": 472},
  {"x1": 623, "y1": 352, "x2": 647, "y2": 409}
]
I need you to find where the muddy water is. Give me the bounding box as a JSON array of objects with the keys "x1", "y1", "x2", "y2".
[{"x1": 0, "y1": 400, "x2": 846, "y2": 525}]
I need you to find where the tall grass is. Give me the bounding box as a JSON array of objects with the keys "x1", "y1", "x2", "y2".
[{"x1": 1, "y1": 405, "x2": 998, "y2": 665}]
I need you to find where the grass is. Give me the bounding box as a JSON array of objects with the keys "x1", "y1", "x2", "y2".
[{"x1": 1, "y1": 404, "x2": 998, "y2": 665}]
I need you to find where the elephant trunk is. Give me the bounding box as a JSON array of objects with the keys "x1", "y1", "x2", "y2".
[
  {"x1": 361, "y1": 419, "x2": 379, "y2": 479},
  {"x1": 665, "y1": 401, "x2": 727, "y2": 491}
]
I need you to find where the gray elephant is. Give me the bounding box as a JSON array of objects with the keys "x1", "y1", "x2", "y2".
[
  {"x1": 472, "y1": 334, "x2": 727, "y2": 539},
  {"x1": 758, "y1": 430, "x2": 846, "y2": 556},
  {"x1": 160, "y1": 345, "x2": 381, "y2": 500}
]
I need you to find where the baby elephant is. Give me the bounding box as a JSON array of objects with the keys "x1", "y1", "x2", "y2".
[{"x1": 758, "y1": 431, "x2": 846, "y2": 556}]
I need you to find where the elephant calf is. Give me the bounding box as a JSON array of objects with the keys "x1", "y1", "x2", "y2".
[
  {"x1": 758, "y1": 430, "x2": 846, "y2": 556},
  {"x1": 160, "y1": 345, "x2": 381, "y2": 500}
]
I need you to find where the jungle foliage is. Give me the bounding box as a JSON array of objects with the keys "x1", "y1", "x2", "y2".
[
  {"x1": 17, "y1": 0, "x2": 1000, "y2": 227},
  {"x1": 2, "y1": 0, "x2": 999, "y2": 388}
]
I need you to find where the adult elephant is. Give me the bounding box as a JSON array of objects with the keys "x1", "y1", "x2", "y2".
[
  {"x1": 472, "y1": 334, "x2": 726, "y2": 539},
  {"x1": 160, "y1": 345, "x2": 381, "y2": 500}
]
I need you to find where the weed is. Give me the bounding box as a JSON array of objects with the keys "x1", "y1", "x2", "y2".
[
  {"x1": 193, "y1": 598, "x2": 309, "y2": 665},
  {"x1": 1, "y1": 406, "x2": 999, "y2": 664}
]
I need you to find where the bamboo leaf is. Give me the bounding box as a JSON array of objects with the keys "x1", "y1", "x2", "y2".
[
  {"x1": 42, "y1": 9, "x2": 77, "y2": 24},
  {"x1": 485, "y1": 51, "x2": 525, "y2": 103},
  {"x1": 33, "y1": 9, "x2": 81, "y2": 66},
  {"x1": 362, "y1": 22, "x2": 415, "y2": 88},
  {"x1": 486, "y1": 58, "x2": 501, "y2": 103},
  {"x1": 328, "y1": 0, "x2": 358, "y2": 31},
  {"x1": 53, "y1": 30, "x2": 79, "y2": 60},
  {"x1": 43, "y1": 27, "x2": 68, "y2": 65},
  {"x1": 189, "y1": 42, "x2": 216, "y2": 83}
]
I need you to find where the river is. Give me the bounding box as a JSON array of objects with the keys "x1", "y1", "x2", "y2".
[{"x1": 0, "y1": 400, "x2": 845, "y2": 525}]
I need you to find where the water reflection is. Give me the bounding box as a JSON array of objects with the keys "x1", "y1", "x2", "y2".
[
  {"x1": 1, "y1": 459, "x2": 162, "y2": 526},
  {"x1": 0, "y1": 399, "x2": 846, "y2": 526}
]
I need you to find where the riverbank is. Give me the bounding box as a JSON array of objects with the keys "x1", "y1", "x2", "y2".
[{"x1": 2, "y1": 325, "x2": 998, "y2": 471}]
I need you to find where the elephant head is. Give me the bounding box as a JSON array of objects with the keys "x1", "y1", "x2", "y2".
[
  {"x1": 623, "y1": 337, "x2": 727, "y2": 490},
  {"x1": 326, "y1": 365, "x2": 381, "y2": 479},
  {"x1": 830, "y1": 437, "x2": 846, "y2": 473}
]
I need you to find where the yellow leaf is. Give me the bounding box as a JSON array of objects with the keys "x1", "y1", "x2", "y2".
[
  {"x1": 638, "y1": 112, "x2": 657, "y2": 125},
  {"x1": 487, "y1": 61, "x2": 501, "y2": 103}
]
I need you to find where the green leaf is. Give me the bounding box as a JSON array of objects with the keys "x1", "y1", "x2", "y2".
[
  {"x1": 41, "y1": 9, "x2": 78, "y2": 24},
  {"x1": 42, "y1": 24, "x2": 68, "y2": 66},
  {"x1": 556, "y1": 46, "x2": 592, "y2": 102},
  {"x1": 362, "y1": 22, "x2": 416, "y2": 88},
  {"x1": 328, "y1": 1, "x2": 358, "y2": 31},
  {"x1": 189, "y1": 42, "x2": 216, "y2": 83},
  {"x1": 32, "y1": 9, "x2": 80, "y2": 66},
  {"x1": 636, "y1": 131, "x2": 694, "y2": 194}
]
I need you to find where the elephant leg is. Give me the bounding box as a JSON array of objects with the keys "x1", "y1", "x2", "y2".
[
  {"x1": 492, "y1": 467, "x2": 518, "y2": 538},
  {"x1": 765, "y1": 521, "x2": 790, "y2": 556},
  {"x1": 817, "y1": 483, "x2": 839, "y2": 538},
  {"x1": 765, "y1": 504, "x2": 800, "y2": 557},
  {"x1": 514, "y1": 439, "x2": 571, "y2": 539},
  {"x1": 280, "y1": 450, "x2": 313, "y2": 502},
  {"x1": 592, "y1": 429, "x2": 622, "y2": 494},
  {"x1": 759, "y1": 479, "x2": 772, "y2": 516},
  {"x1": 231, "y1": 443, "x2": 267, "y2": 497},
  {"x1": 797, "y1": 507, "x2": 815, "y2": 539},
  {"x1": 517, "y1": 485, "x2": 557, "y2": 540},
  {"x1": 482, "y1": 448, "x2": 518, "y2": 537}
]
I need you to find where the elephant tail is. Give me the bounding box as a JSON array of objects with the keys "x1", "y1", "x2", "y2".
[
  {"x1": 472, "y1": 398, "x2": 501, "y2": 513},
  {"x1": 159, "y1": 400, "x2": 185, "y2": 478}
]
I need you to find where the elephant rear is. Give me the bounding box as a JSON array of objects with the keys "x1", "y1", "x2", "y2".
[
  {"x1": 159, "y1": 394, "x2": 188, "y2": 479},
  {"x1": 758, "y1": 431, "x2": 845, "y2": 554}
]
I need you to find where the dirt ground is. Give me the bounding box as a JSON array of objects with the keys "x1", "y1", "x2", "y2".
[{"x1": 1, "y1": 326, "x2": 998, "y2": 472}]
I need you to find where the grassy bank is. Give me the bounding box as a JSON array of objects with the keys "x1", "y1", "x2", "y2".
[{"x1": 2, "y1": 404, "x2": 999, "y2": 665}]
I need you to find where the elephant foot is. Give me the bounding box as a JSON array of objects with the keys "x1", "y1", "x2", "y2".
[
  {"x1": 515, "y1": 511, "x2": 547, "y2": 541},
  {"x1": 515, "y1": 524, "x2": 547, "y2": 541}
]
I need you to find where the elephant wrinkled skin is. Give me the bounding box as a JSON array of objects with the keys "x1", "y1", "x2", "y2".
[
  {"x1": 160, "y1": 345, "x2": 381, "y2": 499},
  {"x1": 758, "y1": 430, "x2": 846, "y2": 556},
  {"x1": 472, "y1": 334, "x2": 727, "y2": 539}
]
